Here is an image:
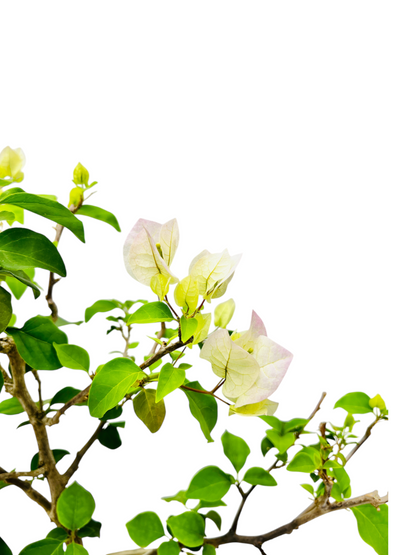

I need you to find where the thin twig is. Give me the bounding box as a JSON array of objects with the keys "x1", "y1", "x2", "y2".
[
  {"x1": 0, "y1": 466, "x2": 52, "y2": 513},
  {"x1": 63, "y1": 420, "x2": 105, "y2": 482},
  {"x1": 32, "y1": 370, "x2": 43, "y2": 411},
  {"x1": 307, "y1": 392, "x2": 327, "y2": 421},
  {"x1": 149, "y1": 322, "x2": 166, "y2": 356},
  {"x1": 164, "y1": 295, "x2": 180, "y2": 319},
  {"x1": 45, "y1": 385, "x2": 91, "y2": 426},
  {"x1": 0, "y1": 466, "x2": 47, "y2": 480},
  {"x1": 180, "y1": 385, "x2": 231, "y2": 406},
  {"x1": 345, "y1": 415, "x2": 380, "y2": 463}
]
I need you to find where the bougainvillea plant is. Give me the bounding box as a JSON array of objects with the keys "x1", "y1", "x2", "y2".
[{"x1": 0, "y1": 147, "x2": 388, "y2": 555}]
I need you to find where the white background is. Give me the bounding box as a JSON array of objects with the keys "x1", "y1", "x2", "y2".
[{"x1": 1, "y1": 2, "x2": 414, "y2": 554}]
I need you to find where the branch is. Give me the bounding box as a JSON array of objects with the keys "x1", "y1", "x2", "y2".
[
  {"x1": 45, "y1": 384, "x2": 91, "y2": 426},
  {"x1": 0, "y1": 466, "x2": 47, "y2": 480},
  {"x1": 180, "y1": 385, "x2": 231, "y2": 406},
  {"x1": 148, "y1": 322, "x2": 166, "y2": 356},
  {"x1": 63, "y1": 420, "x2": 105, "y2": 483},
  {"x1": 307, "y1": 391, "x2": 327, "y2": 421},
  {"x1": 0, "y1": 466, "x2": 52, "y2": 514},
  {"x1": 345, "y1": 415, "x2": 381, "y2": 463}
]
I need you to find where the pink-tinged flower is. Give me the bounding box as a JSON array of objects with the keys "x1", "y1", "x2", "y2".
[
  {"x1": 189, "y1": 249, "x2": 241, "y2": 302},
  {"x1": 123, "y1": 218, "x2": 179, "y2": 286}
]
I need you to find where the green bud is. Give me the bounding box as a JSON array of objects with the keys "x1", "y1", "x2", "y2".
[
  {"x1": 68, "y1": 186, "x2": 84, "y2": 208},
  {"x1": 344, "y1": 413, "x2": 356, "y2": 430},
  {"x1": 214, "y1": 298, "x2": 236, "y2": 329},
  {"x1": 369, "y1": 394, "x2": 386, "y2": 411},
  {"x1": 73, "y1": 162, "x2": 89, "y2": 186},
  {"x1": 150, "y1": 274, "x2": 171, "y2": 300}
]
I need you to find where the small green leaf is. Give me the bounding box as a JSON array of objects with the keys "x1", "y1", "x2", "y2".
[
  {"x1": 204, "y1": 510, "x2": 221, "y2": 531},
  {"x1": 6, "y1": 316, "x2": 68, "y2": 370},
  {"x1": 259, "y1": 415, "x2": 284, "y2": 433},
  {"x1": 0, "y1": 228, "x2": 66, "y2": 276},
  {"x1": 19, "y1": 539, "x2": 65, "y2": 555},
  {"x1": 76, "y1": 204, "x2": 121, "y2": 232},
  {"x1": 198, "y1": 500, "x2": 226, "y2": 509},
  {"x1": 31, "y1": 449, "x2": 70, "y2": 471},
  {"x1": 0, "y1": 285, "x2": 12, "y2": 333},
  {"x1": 287, "y1": 448, "x2": 320, "y2": 473},
  {"x1": 300, "y1": 483, "x2": 315, "y2": 495},
  {"x1": 0, "y1": 537, "x2": 12, "y2": 555},
  {"x1": 98, "y1": 425, "x2": 122, "y2": 449},
  {"x1": 181, "y1": 381, "x2": 217, "y2": 443},
  {"x1": 0, "y1": 397, "x2": 24, "y2": 415},
  {"x1": 260, "y1": 436, "x2": 274, "y2": 456},
  {"x1": 352, "y1": 504, "x2": 388, "y2": 555},
  {"x1": 221, "y1": 430, "x2": 250, "y2": 473},
  {"x1": 162, "y1": 490, "x2": 188, "y2": 505},
  {"x1": 180, "y1": 316, "x2": 199, "y2": 343},
  {"x1": 283, "y1": 418, "x2": 308, "y2": 434},
  {"x1": 50, "y1": 387, "x2": 82, "y2": 407},
  {"x1": 0, "y1": 191, "x2": 85, "y2": 241},
  {"x1": 126, "y1": 511, "x2": 164, "y2": 547},
  {"x1": 46, "y1": 528, "x2": 68, "y2": 541},
  {"x1": 100, "y1": 405, "x2": 123, "y2": 420},
  {"x1": 85, "y1": 300, "x2": 120, "y2": 322},
  {"x1": 203, "y1": 546, "x2": 216, "y2": 555},
  {"x1": 242, "y1": 467, "x2": 277, "y2": 486},
  {"x1": 88, "y1": 357, "x2": 144, "y2": 418},
  {"x1": 334, "y1": 392, "x2": 373, "y2": 414},
  {"x1": 158, "y1": 540, "x2": 180, "y2": 555},
  {"x1": 133, "y1": 389, "x2": 166, "y2": 433},
  {"x1": 187, "y1": 466, "x2": 232, "y2": 501},
  {"x1": 266, "y1": 430, "x2": 295, "y2": 453},
  {"x1": 53, "y1": 343, "x2": 90, "y2": 372},
  {"x1": 156, "y1": 363, "x2": 186, "y2": 403},
  {"x1": 369, "y1": 394, "x2": 386, "y2": 411},
  {"x1": 167, "y1": 512, "x2": 205, "y2": 548},
  {"x1": 57, "y1": 481, "x2": 95, "y2": 530},
  {"x1": 1, "y1": 268, "x2": 40, "y2": 300},
  {"x1": 0, "y1": 371, "x2": 4, "y2": 394},
  {"x1": 66, "y1": 545, "x2": 89, "y2": 555},
  {"x1": 78, "y1": 518, "x2": 102, "y2": 538},
  {"x1": 127, "y1": 302, "x2": 175, "y2": 325}
]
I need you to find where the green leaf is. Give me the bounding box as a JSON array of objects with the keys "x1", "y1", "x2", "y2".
[
  {"x1": 187, "y1": 466, "x2": 232, "y2": 501},
  {"x1": 352, "y1": 504, "x2": 388, "y2": 555},
  {"x1": 332, "y1": 467, "x2": 351, "y2": 495},
  {"x1": 0, "y1": 397, "x2": 24, "y2": 415},
  {"x1": 50, "y1": 387, "x2": 81, "y2": 407},
  {"x1": 287, "y1": 448, "x2": 321, "y2": 473},
  {"x1": 265, "y1": 430, "x2": 295, "y2": 453},
  {"x1": 198, "y1": 500, "x2": 226, "y2": 509},
  {"x1": 181, "y1": 381, "x2": 217, "y2": 443},
  {"x1": 65, "y1": 545, "x2": 88, "y2": 555},
  {"x1": 88, "y1": 357, "x2": 144, "y2": 418},
  {"x1": 156, "y1": 363, "x2": 186, "y2": 403},
  {"x1": 100, "y1": 405, "x2": 123, "y2": 420},
  {"x1": 221, "y1": 430, "x2": 250, "y2": 473},
  {"x1": 203, "y1": 546, "x2": 216, "y2": 555},
  {"x1": 167, "y1": 512, "x2": 205, "y2": 548},
  {"x1": 0, "y1": 191, "x2": 85, "y2": 242},
  {"x1": 180, "y1": 316, "x2": 199, "y2": 343},
  {"x1": 127, "y1": 301, "x2": 175, "y2": 325},
  {"x1": 6, "y1": 316, "x2": 68, "y2": 370},
  {"x1": 31, "y1": 449, "x2": 70, "y2": 471},
  {"x1": 260, "y1": 436, "x2": 274, "y2": 456},
  {"x1": 300, "y1": 483, "x2": 315, "y2": 495},
  {"x1": 77, "y1": 518, "x2": 102, "y2": 538},
  {"x1": 204, "y1": 510, "x2": 222, "y2": 531},
  {"x1": 85, "y1": 299, "x2": 120, "y2": 322},
  {"x1": 0, "y1": 228, "x2": 66, "y2": 276},
  {"x1": 243, "y1": 467, "x2": 277, "y2": 486},
  {"x1": 133, "y1": 389, "x2": 166, "y2": 433},
  {"x1": 98, "y1": 425, "x2": 122, "y2": 449},
  {"x1": 0, "y1": 537, "x2": 12, "y2": 555},
  {"x1": 53, "y1": 343, "x2": 90, "y2": 372},
  {"x1": 46, "y1": 529, "x2": 68, "y2": 541},
  {"x1": 1, "y1": 268, "x2": 40, "y2": 300},
  {"x1": 52, "y1": 316, "x2": 82, "y2": 327},
  {"x1": 0, "y1": 285, "x2": 12, "y2": 332},
  {"x1": 158, "y1": 540, "x2": 180, "y2": 555},
  {"x1": 334, "y1": 392, "x2": 373, "y2": 414},
  {"x1": 0, "y1": 210, "x2": 16, "y2": 220},
  {"x1": 76, "y1": 204, "x2": 121, "y2": 232},
  {"x1": 18, "y1": 539, "x2": 65, "y2": 555},
  {"x1": 259, "y1": 415, "x2": 284, "y2": 433},
  {"x1": 56, "y1": 481, "x2": 95, "y2": 530},
  {"x1": 162, "y1": 490, "x2": 189, "y2": 505},
  {"x1": 126, "y1": 511, "x2": 164, "y2": 548},
  {"x1": 283, "y1": 418, "x2": 308, "y2": 434},
  {"x1": 0, "y1": 371, "x2": 4, "y2": 394}
]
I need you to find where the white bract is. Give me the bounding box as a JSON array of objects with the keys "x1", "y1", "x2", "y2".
[
  {"x1": 189, "y1": 249, "x2": 241, "y2": 302},
  {"x1": 123, "y1": 218, "x2": 179, "y2": 288},
  {"x1": 0, "y1": 146, "x2": 26, "y2": 183}
]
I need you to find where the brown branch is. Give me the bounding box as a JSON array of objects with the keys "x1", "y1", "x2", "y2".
[
  {"x1": 148, "y1": 322, "x2": 166, "y2": 356},
  {"x1": 307, "y1": 391, "x2": 327, "y2": 421},
  {"x1": 63, "y1": 420, "x2": 105, "y2": 483},
  {"x1": 0, "y1": 465, "x2": 52, "y2": 514},
  {"x1": 45, "y1": 385, "x2": 91, "y2": 426},
  {"x1": 0, "y1": 466, "x2": 47, "y2": 480},
  {"x1": 32, "y1": 369, "x2": 43, "y2": 410},
  {"x1": 345, "y1": 415, "x2": 380, "y2": 463},
  {"x1": 180, "y1": 385, "x2": 231, "y2": 406}
]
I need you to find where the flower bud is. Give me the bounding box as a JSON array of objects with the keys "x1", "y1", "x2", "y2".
[
  {"x1": 0, "y1": 146, "x2": 26, "y2": 183},
  {"x1": 150, "y1": 274, "x2": 171, "y2": 300},
  {"x1": 214, "y1": 298, "x2": 236, "y2": 329},
  {"x1": 68, "y1": 186, "x2": 84, "y2": 208},
  {"x1": 73, "y1": 162, "x2": 89, "y2": 186},
  {"x1": 369, "y1": 394, "x2": 386, "y2": 411}
]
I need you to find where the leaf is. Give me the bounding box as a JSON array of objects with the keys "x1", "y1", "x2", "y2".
[
  {"x1": 127, "y1": 302, "x2": 175, "y2": 325},
  {"x1": 0, "y1": 538, "x2": 12, "y2": 555},
  {"x1": 66, "y1": 545, "x2": 89, "y2": 555},
  {"x1": 260, "y1": 436, "x2": 274, "y2": 456},
  {"x1": 0, "y1": 191, "x2": 85, "y2": 242},
  {"x1": 265, "y1": 430, "x2": 295, "y2": 454},
  {"x1": 167, "y1": 512, "x2": 205, "y2": 548},
  {"x1": 88, "y1": 357, "x2": 144, "y2": 418},
  {"x1": 181, "y1": 381, "x2": 218, "y2": 442},
  {"x1": 242, "y1": 467, "x2": 277, "y2": 486},
  {"x1": 6, "y1": 316, "x2": 68, "y2": 370},
  {"x1": 46, "y1": 529, "x2": 68, "y2": 541},
  {"x1": 283, "y1": 418, "x2": 309, "y2": 434},
  {"x1": 203, "y1": 546, "x2": 216, "y2": 555},
  {"x1": 352, "y1": 504, "x2": 388, "y2": 555},
  {"x1": 98, "y1": 425, "x2": 122, "y2": 449},
  {"x1": 52, "y1": 316, "x2": 82, "y2": 327},
  {"x1": 287, "y1": 448, "x2": 321, "y2": 473},
  {"x1": 0, "y1": 371, "x2": 3, "y2": 394},
  {"x1": 133, "y1": 389, "x2": 166, "y2": 433},
  {"x1": 56, "y1": 481, "x2": 95, "y2": 530},
  {"x1": 18, "y1": 539, "x2": 65, "y2": 555},
  {"x1": 259, "y1": 415, "x2": 284, "y2": 433},
  {"x1": 31, "y1": 449, "x2": 70, "y2": 471},
  {"x1": 50, "y1": 387, "x2": 82, "y2": 407},
  {"x1": 85, "y1": 299, "x2": 120, "y2": 322},
  {"x1": 78, "y1": 518, "x2": 102, "y2": 538},
  {"x1": 126, "y1": 511, "x2": 165, "y2": 548},
  {"x1": 0, "y1": 397, "x2": 24, "y2": 415},
  {"x1": 53, "y1": 343, "x2": 90, "y2": 372},
  {"x1": 162, "y1": 490, "x2": 188, "y2": 505},
  {"x1": 100, "y1": 405, "x2": 123, "y2": 420},
  {"x1": 76, "y1": 204, "x2": 121, "y2": 232},
  {"x1": 156, "y1": 363, "x2": 186, "y2": 403},
  {"x1": 0, "y1": 228, "x2": 66, "y2": 276},
  {"x1": 0, "y1": 285, "x2": 12, "y2": 332},
  {"x1": 221, "y1": 430, "x2": 250, "y2": 473},
  {"x1": 1, "y1": 268, "x2": 40, "y2": 300},
  {"x1": 158, "y1": 540, "x2": 180, "y2": 555},
  {"x1": 180, "y1": 316, "x2": 199, "y2": 343},
  {"x1": 204, "y1": 510, "x2": 222, "y2": 531},
  {"x1": 187, "y1": 466, "x2": 232, "y2": 501},
  {"x1": 300, "y1": 483, "x2": 315, "y2": 495},
  {"x1": 334, "y1": 392, "x2": 373, "y2": 414},
  {"x1": 198, "y1": 500, "x2": 226, "y2": 509}
]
